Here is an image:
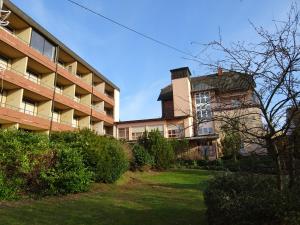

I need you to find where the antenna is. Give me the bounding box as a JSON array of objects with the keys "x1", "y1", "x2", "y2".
[{"x1": 0, "y1": 0, "x2": 11, "y2": 27}]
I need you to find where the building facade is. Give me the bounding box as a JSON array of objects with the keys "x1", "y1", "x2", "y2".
[
  {"x1": 0, "y1": 0, "x2": 119, "y2": 136},
  {"x1": 117, "y1": 67, "x2": 263, "y2": 159}
]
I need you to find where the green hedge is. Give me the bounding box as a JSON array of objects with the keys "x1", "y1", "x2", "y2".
[
  {"x1": 50, "y1": 129, "x2": 129, "y2": 183},
  {"x1": 204, "y1": 173, "x2": 300, "y2": 225},
  {"x1": 0, "y1": 129, "x2": 129, "y2": 200},
  {"x1": 177, "y1": 155, "x2": 276, "y2": 174}
]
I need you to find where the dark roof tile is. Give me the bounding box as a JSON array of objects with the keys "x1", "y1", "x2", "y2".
[{"x1": 158, "y1": 71, "x2": 254, "y2": 101}]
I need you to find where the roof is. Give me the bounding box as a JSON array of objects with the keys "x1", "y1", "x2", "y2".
[
  {"x1": 4, "y1": 0, "x2": 119, "y2": 91},
  {"x1": 158, "y1": 71, "x2": 254, "y2": 101},
  {"x1": 116, "y1": 115, "x2": 189, "y2": 125}
]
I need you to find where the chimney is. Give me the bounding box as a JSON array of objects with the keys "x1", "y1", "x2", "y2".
[
  {"x1": 170, "y1": 67, "x2": 191, "y2": 80},
  {"x1": 218, "y1": 67, "x2": 223, "y2": 76}
]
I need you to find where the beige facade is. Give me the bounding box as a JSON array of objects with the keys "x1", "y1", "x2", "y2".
[
  {"x1": 117, "y1": 67, "x2": 263, "y2": 159},
  {"x1": 0, "y1": 1, "x2": 119, "y2": 136}
]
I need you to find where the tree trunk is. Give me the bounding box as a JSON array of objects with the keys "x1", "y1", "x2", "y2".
[
  {"x1": 288, "y1": 136, "x2": 296, "y2": 189},
  {"x1": 275, "y1": 153, "x2": 284, "y2": 191},
  {"x1": 270, "y1": 141, "x2": 284, "y2": 191}
]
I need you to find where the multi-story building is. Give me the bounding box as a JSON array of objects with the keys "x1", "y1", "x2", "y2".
[
  {"x1": 117, "y1": 67, "x2": 263, "y2": 159},
  {"x1": 0, "y1": 0, "x2": 119, "y2": 136}
]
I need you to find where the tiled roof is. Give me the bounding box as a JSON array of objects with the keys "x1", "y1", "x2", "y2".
[{"x1": 158, "y1": 71, "x2": 254, "y2": 101}]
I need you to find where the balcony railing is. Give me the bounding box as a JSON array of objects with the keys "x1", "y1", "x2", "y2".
[
  {"x1": 1, "y1": 27, "x2": 114, "y2": 108},
  {"x1": 0, "y1": 102, "x2": 51, "y2": 120},
  {"x1": 1, "y1": 65, "x2": 54, "y2": 90},
  {"x1": 0, "y1": 26, "x2": 30, "y2": 46}
]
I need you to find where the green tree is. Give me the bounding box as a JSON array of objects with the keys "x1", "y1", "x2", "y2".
[
  {"x1": 138, "y1": 130, "x2": 175, "y2": 170},
  {"x1": 221, "y1": 124, "x2": 242, "y2": 162}
]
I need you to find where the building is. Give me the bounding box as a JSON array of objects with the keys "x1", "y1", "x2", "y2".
[
  {"x1": 117, "y1": 67, "x2": 263, "y2": 159},
  {"x1": 0, "y1": 0, "x2": 119, "y2": 136}
]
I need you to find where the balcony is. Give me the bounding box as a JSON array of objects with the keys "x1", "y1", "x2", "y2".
[
  {"x1": 0, "y1": 102, "x2": 51, "y2": 130},
  {"x1": 0, "y1": 27, "x2": 115, "y2": 107}
]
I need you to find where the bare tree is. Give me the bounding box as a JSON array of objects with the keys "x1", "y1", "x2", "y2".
[{"x1": 193, "y1": 4, "x2": 300, "y2": 190}]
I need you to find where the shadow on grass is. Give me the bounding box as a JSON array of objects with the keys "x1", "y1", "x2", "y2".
[
  {"x1": 0, "y1": 190, "x2": 207, "y2": 225},
  {"x1": 154, "y1": 180, "x2": 209, "y2": 191},
  {"x1": 170, "y1": 168, "x2": 219, "y2": 176}
]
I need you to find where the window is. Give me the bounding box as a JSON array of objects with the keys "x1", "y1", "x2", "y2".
[
  {"x1": 74, "y1": 95, "x2": 81, "y2": 103},
  {"x1": 72, "y1": 117, "x2": 79, "y2": 128},
  {"x1": 67, "y1": 65, "x2": 73, "y2": 74},
  {"x1": 198, "y1": 127, "x2": 214, "y2": 135},
  {"x1": 132, "y1": 132, "x2": 143, "y2": 140},
  {"x1": 195, "y1": 92, "x2": 212, "y2": 120},
  {"x1": 118, "y1": 128, "x2": 129, "y2": 140},
  {"x1": 146, "y1": 125, "x2": 164, "y2": 136},
  {"x1": 21, "y1": 100, "x2": 36, "y2": 116},
  {"x1": 231, "y1": 99, "x2": 241, "y2": 108},
  {"x1": 55, "y1": 85, "x2": 63, "y2": 94},
  {"x1": 167, "y1": 124, "x2": 184, "y2": 138},
  {"x1": 131, "y1": 126, "x2": 145, "y2": 140},
  {"x1": 0, "y1": 56, "x2": 9, "y2": 70},
  {"x1": 0, "y1": 90, "x2": 7, "y2": 107},
  {"x1": 26, "y1": 70, "x2": 40, "y2": 84},
  {"x1": 30, "y1": 30, "x2": 55, "y2": 61},
  {"x1": 52, "y1": 110, "x2": 61, "y2": 123}
]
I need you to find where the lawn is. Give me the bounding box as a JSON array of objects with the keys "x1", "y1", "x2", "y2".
[{"x1": 0, "y1": 169, "x2": 214, "y2": 225}]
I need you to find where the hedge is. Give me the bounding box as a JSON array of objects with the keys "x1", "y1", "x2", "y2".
[
  {"x1": 0, "y1": 129, "x2": 129, "y2": 200},
  {"x1": 204, "y1": 173, "x2": 300, "y2": 225}
]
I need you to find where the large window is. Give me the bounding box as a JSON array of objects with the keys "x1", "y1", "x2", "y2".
[
  {"x1": 30, "y1": 30, "x2": 55, "y2": 61},
  {"x1": 195, "y1": 92, "x2": 212, "y2": 120},
  {"x1": 195, "y1": 92, "x2": 214, "y2": 136}
]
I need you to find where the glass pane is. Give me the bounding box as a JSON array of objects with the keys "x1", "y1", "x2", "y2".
[
  {"x1": 30, "y1": 30, "x2": 45, "y2": 54},
  {"x1": 44, "y1": 40, "x2": 55, "y2": 60}
]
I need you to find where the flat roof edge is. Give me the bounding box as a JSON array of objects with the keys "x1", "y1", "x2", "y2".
[{"x1": 4, "y1": 0, "x2": 120, "y2": 91}]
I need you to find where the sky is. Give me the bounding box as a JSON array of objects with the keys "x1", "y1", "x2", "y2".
[{"x1": 10, "y1": 0, "x2": 295, "y2": 121}]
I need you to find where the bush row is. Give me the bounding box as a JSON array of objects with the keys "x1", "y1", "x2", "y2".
[
  {"x1": 0, "y1": 129, "x2": 128, "y2": 200},
  {"x1": 176, "y1": 155, "x2": 276, "y2": 174},
  {"x1": 204, "y1": 173, "x2": 300, "y2": 225}
]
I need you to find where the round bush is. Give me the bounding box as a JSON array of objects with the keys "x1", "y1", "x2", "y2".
[
  {"x1": 95, "y1": 142, "x2": 129, "y2": 183},
  {"x1": 40, "y1": 145, "x2": 92, "y2": 195}
]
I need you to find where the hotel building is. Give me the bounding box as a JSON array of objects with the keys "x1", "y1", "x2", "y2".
[
  {"x1": 117, "y1": 67, "x2": 263, "y2": 159},
  {"x1": 0, "y1": 0, "x2": 119, "y2": 136}
]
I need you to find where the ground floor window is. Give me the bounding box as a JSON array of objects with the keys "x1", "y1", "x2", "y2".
[
  {"x1": 132, "y1": 132, "x2": 143, "y2": 140},
  {"x1": 118, "y1": 127, "x2": 129, "y2": 140}
]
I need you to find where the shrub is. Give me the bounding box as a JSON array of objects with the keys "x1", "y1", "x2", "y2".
[
  {"x1": 204, "y1": 173, "x2": 300, "y2": 225},
  {"x1": 0, "y1": 171, "x2": 19, "y2": 200},
  {"x1": 50, "y1": 129, "x2": 129, "y2": 183},
  {"x1": 0, "y1": 129, "x2": 51, "y2": 198},
  {"x1": 138, "y1": 130, "x2": 175, "y2": 170},
  {"x1": 40, "y1": 145, "x2": 92, "y2": 195},
  {"x1": 132, "y1": 144, "x2": 154, "y2": 170},
  {"x1": 94, "y1": 142, "x2": 129, "y2": 183}
]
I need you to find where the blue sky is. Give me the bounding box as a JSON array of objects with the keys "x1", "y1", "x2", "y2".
[{"x1": 11, "y1": 0, "x2": 294, "y2": 121}]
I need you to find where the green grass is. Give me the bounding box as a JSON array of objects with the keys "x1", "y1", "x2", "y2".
[{"x1": 0, "y1": 169, "x2": 214, "y2": 225}]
